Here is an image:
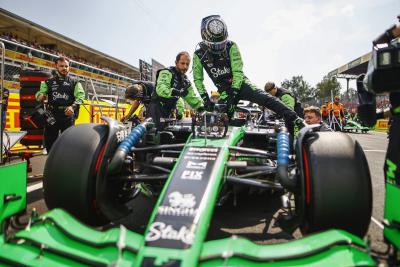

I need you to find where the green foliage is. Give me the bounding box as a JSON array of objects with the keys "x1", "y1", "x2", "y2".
[
  {"x1": 316, "y1": 76, "x2": 342, "y2": 101},
  {"x1": 281, "y1": 76, "x2": 316, "y2": 103}
]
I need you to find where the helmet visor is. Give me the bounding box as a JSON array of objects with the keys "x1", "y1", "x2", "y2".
[{"x1": 204, "y1": 39, "x2": 227, "y2": 51}]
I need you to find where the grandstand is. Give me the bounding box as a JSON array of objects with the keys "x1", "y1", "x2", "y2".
[
  {"x1": 0, "y1": 8, "x2": 140, "y2": 79},
  {"x1": 0, "y1": 8, "x2": 165, "y2": 130},
  {"x1": 327, "y1": 51, "x2": 390, "y2": 131},
  {"x1": 327, "y1": 51, "x2": 390, "y2": 109},
  {"x1": 327, "y1": 52, "x2": 372, "y2": 79}
]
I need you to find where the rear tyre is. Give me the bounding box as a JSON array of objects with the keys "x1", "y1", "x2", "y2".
[
  {"x1": 43, "y1": 123, "x2": 108, "y2": 225},
  {"x1": 299, "y1": 132, "x2": 372, "y2": 237}
]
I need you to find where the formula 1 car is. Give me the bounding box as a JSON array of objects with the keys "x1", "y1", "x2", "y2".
[
  {"x1": 0, "y1": 106, "x2": 375, "y2": 266},
  {"x1": 343, "y1": 119, "x2": 371, "y2": 133}
]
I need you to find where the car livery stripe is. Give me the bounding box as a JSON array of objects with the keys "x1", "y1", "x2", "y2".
[{"x1": 145, "y1": 146, "x2": 221, "y2": 249}]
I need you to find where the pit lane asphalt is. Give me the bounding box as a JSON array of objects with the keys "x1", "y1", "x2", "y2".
[{"x1": 25, "y1": 131, "x2": 389, "y2": 254}]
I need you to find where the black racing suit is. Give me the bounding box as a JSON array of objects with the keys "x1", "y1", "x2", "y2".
[
  {"x1": 37, "y1": 75, "x2": 84, "y2": 151},
  {"x1": 193, "y1": 41, "x2": 298, "y2": 123},
  {"x1": 148, "y1": 67, "x2": 203, "y2": 129}
]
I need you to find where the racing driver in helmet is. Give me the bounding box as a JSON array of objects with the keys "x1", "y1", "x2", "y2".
[{"x1": 192, "y1": 15, "x2": 303, "y2": 128}]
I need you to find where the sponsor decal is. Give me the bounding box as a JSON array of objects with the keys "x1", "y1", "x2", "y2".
[
  {"x1": 146, "y1": 222, "x2": 194, "y2": 245},
  {"x1": 52, "y1": 92, "x2": 70, "y2": 100},
  {"x1": 146, "y1": 147, "x2": 221, "y2": 248},
  {"x1": 158, "y1": 191, "x2": 198, "y2": 216},
  {"x1": 181, "y1": 170, "x2": 203, "y2": 181},
  {"x1": 186, "y1": 161, "x2": 207, "y2": 170},
  {"x1": 210, "y1": 66, "x2": 230, "y2": 78},
  {"x1": 168, "y1": 191, "x2": 196, "y2": 208},
  {"x1": 115, "y1": 129, "x2": 130, "y2": 142},
  {"x1": 187, "y1": 152, "x2": 218, "y2": 157},
  {"x1": 188, "y1": 147, "x2": 218, "y2": 153}
]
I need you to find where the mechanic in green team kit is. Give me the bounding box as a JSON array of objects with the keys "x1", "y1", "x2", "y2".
[
  {"x1": 192, "y1": 15, "x2": 302, "y2": 127},
  {"x1": 148, "y1": 51, "x2": 203, "y2": 129}
]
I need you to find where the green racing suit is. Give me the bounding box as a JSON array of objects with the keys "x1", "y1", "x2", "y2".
[
  {"x1": 193, "y1": 41, "x2": 298, "y2": 122},
  {"x1": 148, "y1": 66, "x2": 202, "y2": 128}
]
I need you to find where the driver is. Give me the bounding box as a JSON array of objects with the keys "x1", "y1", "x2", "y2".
[
  {"x1": 192, "y1": 15, "x2": 302, "y2": 128},
  {"x1": 148, "y1": 51, "x2": 203, "y2": 129}
]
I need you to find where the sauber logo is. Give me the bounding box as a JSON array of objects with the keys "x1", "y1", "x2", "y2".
[
  {"x1": 169, "y1": 191, "x2": 196, "y2": 208},
  {"x1": 158, "y1": 191, "x2": 198, "y2": 216},
  {"x1": 115, "y1": 129, "x2": 130, "y2": 142},
  {"x1": 146, "y1": 222, "x2": 194, "y2": 245},
  {"x1": 210, "y1": 66, "x2": 230, "y2": 78}
]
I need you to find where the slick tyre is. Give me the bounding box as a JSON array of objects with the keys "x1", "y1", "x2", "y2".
[
  {"x1": 43, "y1": 123, "x2": 108, "y2": 225},
  {"x1": 299, "y1": 132, "x2": 372, "y2": 237}
]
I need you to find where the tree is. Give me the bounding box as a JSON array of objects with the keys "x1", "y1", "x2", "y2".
[
  {"x1": 316, "y1": 76, "x2": 342, "y2": 102},
  {"x1": 280, "y1": 76, "x2": 316, "y2": 103}
]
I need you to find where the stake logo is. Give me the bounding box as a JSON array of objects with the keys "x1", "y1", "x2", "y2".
[
  {"x1": 52, "y1": 92, "x2": 70, "y2": 100},
  {"x1": 146, "y1": 222, "x2": 194, "y2": 245},
  {"x1": 210, "y1": 66, "x2": 231, "y2": 78}
]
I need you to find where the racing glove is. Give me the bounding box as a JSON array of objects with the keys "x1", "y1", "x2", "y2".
[
  {"x1": 225, "y1": 89, "x2": 240, "y2": 117},
  {"x1": 180, "y1": 77, "x2": 191, "y2": 96},
  {"x1": 294, "y1": 117, "x2": 307, "y2": 130},
  {"x1": 196, "y1": 106, "x2": 205, "y2": 113},
  {"x1": 200, "y1": 93, "x2": 214, "y2": 111}
]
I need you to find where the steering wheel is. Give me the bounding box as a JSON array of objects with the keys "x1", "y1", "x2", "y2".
[{"x1": 192, "y1": 104, "x2": 229, "y2": 138}]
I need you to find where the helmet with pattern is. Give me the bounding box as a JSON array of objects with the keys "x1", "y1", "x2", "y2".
[{"x1": 201, "y1": 15, "x2": 228, "y2": 53}]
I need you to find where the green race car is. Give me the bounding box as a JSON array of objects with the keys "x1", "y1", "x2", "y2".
[{"x1": 0, "y1": 106, "x2": 375, "y2": 266}]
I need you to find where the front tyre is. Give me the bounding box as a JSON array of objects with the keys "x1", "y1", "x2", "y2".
[
  {"x1": 43, "y1": 124, "x2": 108, "y2": 225},
  {"x1": 298, "y1": 132, "x2": 372, "y2": 237}
]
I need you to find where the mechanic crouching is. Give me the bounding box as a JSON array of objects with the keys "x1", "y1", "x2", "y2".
[
  {"x1": 36, "y1": 56, "x2": 85, "y2": 152},
  {"x1": 148, "y1": 51, "x2": 204, "y2": 129},
  {"x1": 122, "y1": 81, "x2": 154, "y2": 123}
]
